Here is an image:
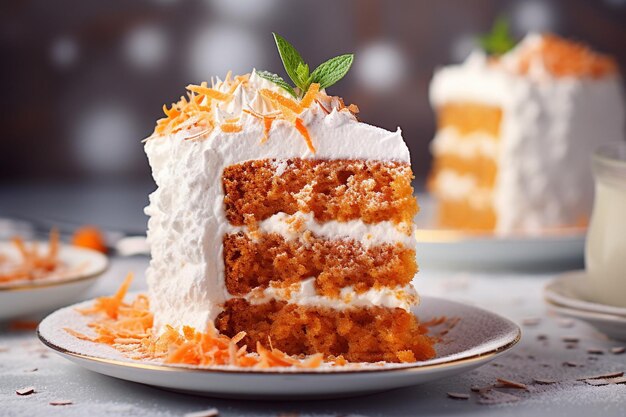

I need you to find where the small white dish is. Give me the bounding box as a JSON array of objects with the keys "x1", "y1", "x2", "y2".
[
  {"x1": 544, "y1": 271, "x2": 626, "y2": 317},
  {"x1": 544, "y1": 271, "x2": 626, "y2": 341},
  {"x1": 0, "y1": 242, "x2": 108, "y2": 320},
  {"x1": 38, "y1": 295, "x2": 520, "y2": 399},
  {"x1": 416, "y1": 195, "x2": 585, "y2": 269}
]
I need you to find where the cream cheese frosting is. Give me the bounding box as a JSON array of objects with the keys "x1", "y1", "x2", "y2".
[
  {"x1": 429, "y1": 33, "x2": 626, "y2": 234},
  {"x1": 229, "y1": 211, "x2": 417, "y2": 250},
  {"x1": 145, "y1": 70, "x2": 416, "y2": 333},
  {"x1": 243, "y1": 278, "x2": 419, "y2": 311}
]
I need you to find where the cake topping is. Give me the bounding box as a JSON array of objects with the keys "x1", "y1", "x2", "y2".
[
  {"x1": 148, "y1": 33, "x2": 358, "y2": 153},
  {"x1": 511, "y1": 33, "x2": 618, "y2": 78}
]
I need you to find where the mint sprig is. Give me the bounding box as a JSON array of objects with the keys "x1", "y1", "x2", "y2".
[
  {"x1": 256, "y1": 70, "x2": 297, "y2": 98},
  {"x1": 258, "y1": 33, "x2": 354, "y2": 99},
  {"x1": 479, "y1": 17, "x2": 516, "y2": 56},
  {"x1": 310, "y1": 54, "x2": 354, "y2": 90}
]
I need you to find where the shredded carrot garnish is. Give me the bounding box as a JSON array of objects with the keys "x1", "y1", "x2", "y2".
[
  {"x1": 71, "y1": 226, "x2": 107, "y2": 253},
  {"x1": 185, "y1": 85, "x2": 230, "y2": 101},
  {"x1": 300, "y1": 83, "x2": 320, "y2": 108},
  {"x1": 259, "y1": 89, "x2": 303, "y2": 114},
  {"x1": 295, "y1": 118, "x2": 315, "y2": 153},
  {"x1": 0, "y1": 229, "x2": 62, "y2": 284},
  {"x1": 261, "y1": 117, "x2": 274, "y2": 144},
  {"x1": 347, "y1": 103, "x2": 360, "y2": 114},
  {"x1": 65, "y1": 274, "x2": 330, "y2": 369},
  {"x1": 147, "y1": 71, "x2": 360, "y2": 155},
  {"x1": 516, "y1": 34, "x2": 618, "y2": 78},
  {"x1": 220, "y1": 123, "x2": 243, "y2": 133}
]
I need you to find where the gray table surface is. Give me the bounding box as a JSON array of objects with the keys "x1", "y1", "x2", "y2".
[{"x1": 1, "y1": 184, "x2": 625, "y2": 416}]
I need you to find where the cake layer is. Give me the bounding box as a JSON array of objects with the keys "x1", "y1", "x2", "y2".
[
  {"x1": 437, "y1": 102, "x2": 502, "y2": 136},
  {"x1": 430, "y1": 154, "x2": 497, "y2": 188},
  {"x1": 222, "y1": 159, "x2": 417, "y2": 226},
  {"x1": 437, "y1": 198, "x2": 496, "y2": 231},
  {"x1": 215, "y1": 299, "x2": 435, "y2": 363},
  {"x1": 223, "y1": 232, "x2": 417, "y2": 296}
]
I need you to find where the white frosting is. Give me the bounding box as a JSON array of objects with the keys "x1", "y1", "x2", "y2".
[
  {"x1": 431, "y1": 170, "x2": 492, "y2": 209},
  {"x1": 229, "y1": 211, "x2": 416, "y2": 250},
  {"x1": 430, "y1": 127, "x2": 499, "y2": 160},
  {"x1": 243, "y1": 278, "x2": 418, "y2": 311},
  {"x1": 429, "y1": 34, "x2": 626, "y2": 233},
  {"x1": 145, "y1": 70, "x2": 415, "y2": 333},
  {"x1": 430, "y1": 50, "x2": 510, "y2": 107}
]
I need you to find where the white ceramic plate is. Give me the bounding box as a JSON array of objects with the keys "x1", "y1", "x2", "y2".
[
  {"x1": 0, "y1": 242, "x2": 108, "y2": 320},
  {"x1": 544, "y1": 271, "x2": 626, "y2": 341},
  {"x1": 544, "y1": 271, "x2": 626, "y2": 317},
  {"x1": 38, "y1": 295, "x2": 520, "y2": 399},
  {"x1": 415, "y1": 194, "x2": 585, "y2": 269}
]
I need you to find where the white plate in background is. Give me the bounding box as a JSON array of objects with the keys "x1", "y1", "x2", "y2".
[
  {"x1": 0, "y1": 242, "x2": 108, "y2": 320},
  {"x1": 416, "y1": 194, "x2": 585, "y2": 270},
  {"x1": 544, "y1": 271, "x2": 626, "y2": 341}
]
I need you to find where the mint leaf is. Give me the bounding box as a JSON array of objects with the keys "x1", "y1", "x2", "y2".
[
  {"x1": 479, "y1": 17, "x2": 516, "y2": 56},
  {"x1": 296, "y1": 62, "x2": 312, "y2": 91},
  {"x1": 273, "y1": 33, "x2": 309, "y2": 90},
  {"x1": 310, "y1": 54, "x2": 354, "y2": 90},
  {"x1": 256, "y1": 70, "x2": 297, "y2": 97}
]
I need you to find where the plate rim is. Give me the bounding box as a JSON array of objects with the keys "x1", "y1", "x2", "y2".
[
  {"x1": 0, "y1": 243, "x2": 109, "y2": 292},
  {"x1": 37, "y1": 296, "x2": 521, "y2": 376},
  {"x1": 545, "y1": 298, "x2": 626, "y2": 324},
  {"x1": 415, "y1": 227, "x2": 586, "y2": 244},
  {"x1": 544, "y1": 271, "x2": 626, "y2": 318}
]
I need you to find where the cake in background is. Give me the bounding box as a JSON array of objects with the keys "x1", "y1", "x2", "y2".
[
  {"x1": 143, "y1": 34, "x2": 434, "y2": 363},
  {"x1": 428, "y1": 19, "x2": 625, "y2": 234}
]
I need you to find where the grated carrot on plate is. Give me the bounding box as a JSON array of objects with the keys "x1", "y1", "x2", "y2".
[{"x1": 64, "y1": 274, "x2": 329, "y2": 369}]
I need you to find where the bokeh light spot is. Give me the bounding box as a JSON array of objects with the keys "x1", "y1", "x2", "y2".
[
  {"x1": 187, "y1": 25, "x2": 264, "y2": 81},
  {"x1": 354, "y1": 41, "x2": 407, "y2": 92},
  {"x1": 73, "y1": 104, "x2": 142, "y2": 175},
  {"x1": 512, "y1": 0, "x2": 557, "y2": 33},
  {"x1": 124, "y1": 24, "x2": 169, "y2": 69},
  {"x1": 50, "y1": 36, "x2": 79, "y2": 69}
]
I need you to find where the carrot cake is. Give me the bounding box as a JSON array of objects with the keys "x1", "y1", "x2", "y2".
[
  {"x1": 143, "y1": 35, "x2": 434, "y2": 363},
  {"x1": 428, "y1": 33, "x2": 625, "y2": 233}
]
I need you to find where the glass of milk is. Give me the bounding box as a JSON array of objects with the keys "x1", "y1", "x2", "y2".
[{"x1": 585, "y1": 142, "x2": 626, "y2": 307}]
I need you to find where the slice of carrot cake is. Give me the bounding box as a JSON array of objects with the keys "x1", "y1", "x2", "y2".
[
  {"x1": 144, "y1": 34, "x2": 434, "y2": 363},
  {"x1": 428, "y1": 27, "x2": 625, "y2": 233}
]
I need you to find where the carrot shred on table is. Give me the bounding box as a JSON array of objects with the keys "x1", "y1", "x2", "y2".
[{"x1": 64, "y1": 274, "x2": 329, "y2": 369}]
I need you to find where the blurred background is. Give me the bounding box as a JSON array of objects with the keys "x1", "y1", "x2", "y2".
[{"x1": 1, "y1": 0, "x2": 625, "y2": 231}]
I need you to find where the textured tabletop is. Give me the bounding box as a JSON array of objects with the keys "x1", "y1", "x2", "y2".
[{"x1": 2, "y1": 255, "x2": 626, "y2": 417}]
